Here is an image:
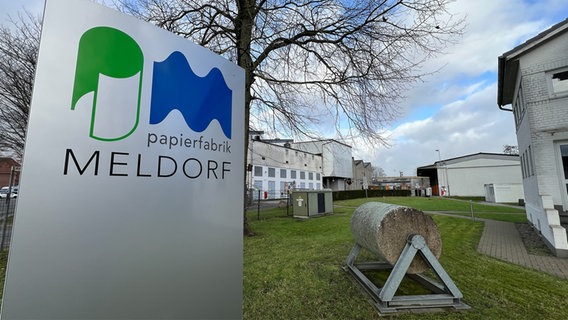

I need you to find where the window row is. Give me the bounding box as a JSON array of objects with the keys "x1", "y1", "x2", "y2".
[
  {"x1": 253, "y1": 166, "x2": 320, "y2": 180},
  {"x1": 253, "y1": 180, "x2": 322, "y2": 192},
  {"x1": 520, "y1": 145, "x2": 534, "y2": 179},
  {"x1": 284, "y1": 149, "x2": 316, "y2": 159}
]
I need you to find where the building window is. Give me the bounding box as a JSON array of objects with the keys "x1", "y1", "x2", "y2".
[
  {"x1": 520, "y1": 146, "x2": 536, "y2": 179},
  {"x1": 513, "y1": 84, "x2": 526, "y2": 128},
  {"x1": 561, "y1": 145, "x2": 568, "y2": 180},
  {"x1": 308, "y1": 172, "x2": 313, "y2": 180},
  {"x1": 521, "y1": 153, "x2": 526, "y2": 179},
  {"x1": 280, "y1": 169, "x2": 287, "y2": 178},
  {"x1": 254, "y1": 166, "x2": 263, "y2": 177},
  {"x1": 528, "y1": 145, "x2": 534, "y2": 177},
  {"x1": 291, "y1": 170, "x2": 297, "y2": 179},
  {"x1": 316, "y1": 173, "x2": 320, "y2": 180},
  {"x1": 300, "y1": 171, "x2": 306, "y2": 179},
  {"x1": 550, "y1": 69, "x2": 568, "y2": 96},
  {"x1": 268, "y1": 167, "x2": 276, "y2": 177},
  {"x1": 268, "y1": 181, "x2": 276, "y2": 197}
]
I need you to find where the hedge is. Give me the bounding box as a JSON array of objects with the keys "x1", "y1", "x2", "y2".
[{"x1": 332, "y1": 189, "x2": 411, "y2": 201}]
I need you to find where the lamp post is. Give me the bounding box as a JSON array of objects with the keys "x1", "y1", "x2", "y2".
[
  {"x1": 435, "y1": 149, "x2": 447, "y2": 196},
  {"x1": 436, "y1": 149, "x2": 450, "y2": 196}
]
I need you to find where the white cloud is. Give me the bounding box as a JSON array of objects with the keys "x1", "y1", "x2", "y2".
[
  {"x1": 2, "y1": 0, "x2": 565, "y2": 180},
  {"x1": 353, "y1": 0, "x2": 568, "y2": 177},
  {"x1": 398, "y1": 0, "x2": 559, "y2": 114},
  {"x1": 355, "y1": 82, "x2": 517, "y2": 176}
]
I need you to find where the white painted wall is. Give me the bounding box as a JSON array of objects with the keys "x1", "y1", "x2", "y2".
[
  {"x1": 485, "y1": 183, "x2": 524, "y2": 203},
  {"x1": 248, "y1": 140, "x2": 323, "y2": 199},
  {"x1": 322, "y1": 141, "x2": 352, "y2": 178},
  {"x1": 291, "y1": 140, "x2": 353, "y2": 178},
  {"x1": 439, "y1": 155, "x2": 522, "y2": 197}
]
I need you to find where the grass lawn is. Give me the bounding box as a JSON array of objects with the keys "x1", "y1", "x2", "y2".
[
  {"x1": 244, "y1": 197, "x2": 568, "y2": 319},
  {"x1": 0, "y1": 197, "x2": 564, "y2": 319},
  {"x1": 332, "y1": 196, "x2": 528, "y2": 223},
  {"x1": 334, "y1": 196, "x2": 526, "y2": 213}
]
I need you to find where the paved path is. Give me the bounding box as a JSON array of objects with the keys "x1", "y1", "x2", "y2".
[{"x1": 477, "y1": 219, "x2": 568, "y2": 279}]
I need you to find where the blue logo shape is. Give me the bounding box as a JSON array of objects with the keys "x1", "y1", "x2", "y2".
[{"x1": 150, "y1": 51, "x2": 232, "y2": 139}]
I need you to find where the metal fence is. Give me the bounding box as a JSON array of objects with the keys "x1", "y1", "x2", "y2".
[
  {"x1": 0, "y1": 198, "x2": 16, "y2": 251},
  {"x1": 247, "y1": 189, "x2": 290, "y2": 202},
  {"x1": 246, "y1": 188, "x2": 322, "y2": 202}
]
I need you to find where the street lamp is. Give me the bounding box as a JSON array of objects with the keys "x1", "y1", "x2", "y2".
[
  {"x1": 435, "y1": 149, "x2": 450, "y2": 196},
  {"x1": 435, "y1": 149, "x2": 447, "y2": 196}
]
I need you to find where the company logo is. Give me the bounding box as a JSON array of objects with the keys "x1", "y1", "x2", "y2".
[
  {"x1": 151, "y1": 51, "x2": 232, "y2": 139},
  {"x1": 71, "y1": 26, "x2": 232, "y2": 141}
]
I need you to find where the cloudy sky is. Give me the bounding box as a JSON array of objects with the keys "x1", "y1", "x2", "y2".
[
  {"x1": 354, "y1": 0, "x2": 568, "y2": 176},
  {"x1": 2, "y1": 0, "x2": 568, "y2": 176}
]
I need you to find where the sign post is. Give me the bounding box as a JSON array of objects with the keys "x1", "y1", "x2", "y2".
[{"x1": 1, "y1": 0, "x2": 244, "y2": 318}]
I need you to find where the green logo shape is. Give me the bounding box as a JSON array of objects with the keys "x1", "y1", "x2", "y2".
[{"x1": 71, "y1": 26, "x2": 144, "y2": 141}]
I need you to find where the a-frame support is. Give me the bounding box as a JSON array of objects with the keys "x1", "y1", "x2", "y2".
[{"x1": 344, "y1": 234, "x2": 471, "y2": 314}]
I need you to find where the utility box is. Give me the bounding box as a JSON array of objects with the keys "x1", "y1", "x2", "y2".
[{"x1": 292, "y1": 190, "x2": 333, "y2": 218}]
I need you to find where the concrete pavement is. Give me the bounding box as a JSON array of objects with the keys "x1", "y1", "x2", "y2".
[{"x1": 477, "y1": 219, "x2": 568, "y2": 279}]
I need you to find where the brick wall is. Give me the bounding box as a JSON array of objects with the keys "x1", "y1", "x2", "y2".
[
  {"x1": 0, "y1": 158, "x2": 19, "y2": 187},
  {"x1": 512, "y1": 32, "x2": 568, "y2": 252}
]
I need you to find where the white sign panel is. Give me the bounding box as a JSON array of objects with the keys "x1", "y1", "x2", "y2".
[{"x1": 1, "y1": 0, "x2": 244, "y2": 318}]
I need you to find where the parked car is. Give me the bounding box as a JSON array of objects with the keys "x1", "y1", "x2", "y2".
[{"x1": 0, "y1": 186, "x2": 18, "y2": 199}]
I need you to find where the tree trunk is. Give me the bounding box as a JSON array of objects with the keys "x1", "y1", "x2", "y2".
[{"x1": 236, "y1": 0, "x2": 256, "y2": 236}]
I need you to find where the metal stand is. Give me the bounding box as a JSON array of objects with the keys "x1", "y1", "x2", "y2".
[{"x1": 344, "y1": 234, "x2": 470, "y2": 315}]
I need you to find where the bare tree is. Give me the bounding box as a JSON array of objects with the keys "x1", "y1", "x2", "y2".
[
  {"x1": 503, "y1": 145, "x2": 519, "y2": 155},
  {"x1": 0, "y1": 12, "x2": 41, "y2": 160},
  {"x1": 117, "y1": 0, "x2": 464, "y2": 143},
  {"x1": 116, "y1": 0, "x2": 464, "y2": 235},
  {"x1": 0, "y1": 1, "x2": 464, "y2": 235},
  {"x1": 373, "y1": 165, "x2": 386, "y2": 178}
]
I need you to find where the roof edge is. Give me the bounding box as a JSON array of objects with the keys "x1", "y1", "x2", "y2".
[{"x1": 497, "y1": 18, "x2": 568, "y2": 107}]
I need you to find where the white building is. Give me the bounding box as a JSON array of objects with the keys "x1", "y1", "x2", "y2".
[
  {"x1": 291, "y1": 140, "x2": 353, "y2": 190},
  {"x1": 498, "y1": 19, "x2": 568, "y2": 257},
  {"x1": 417, "y1": 153, "x2": 523, "y2": 198},
  {"x1": 247, "y1": 136, "x2": 323, "y2": 199}
]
